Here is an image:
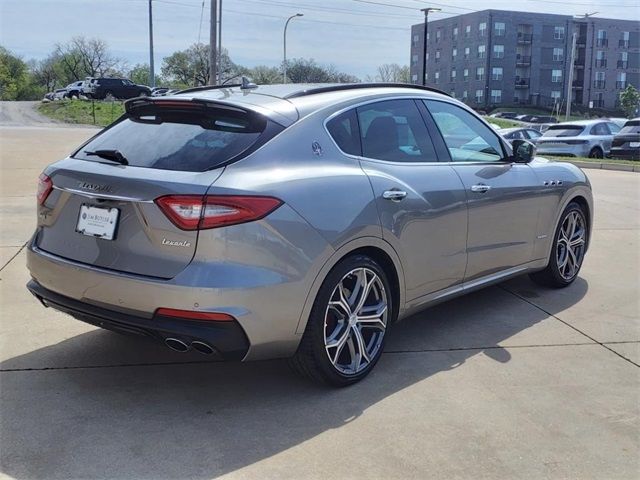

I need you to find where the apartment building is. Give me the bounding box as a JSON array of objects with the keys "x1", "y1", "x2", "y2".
[{"x1": 409, "y1": 10, "x2": 639, "y2": 111}]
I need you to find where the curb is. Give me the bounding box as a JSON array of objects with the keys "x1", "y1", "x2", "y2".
[{"x1": 566, "y1": 160, "x2": 640, "y2": 173}]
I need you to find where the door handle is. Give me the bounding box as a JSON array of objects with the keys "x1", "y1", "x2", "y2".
[
  {"x1": 383, "y1": 190, "x2": 408, "y2": 201},
  {"x1": 470, "y1": 184, "x2": 491, "y2": 193}
]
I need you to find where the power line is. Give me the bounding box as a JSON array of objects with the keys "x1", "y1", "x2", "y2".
[{"x1": 236, "y1": 0, "x2": 420, "y2": 19}]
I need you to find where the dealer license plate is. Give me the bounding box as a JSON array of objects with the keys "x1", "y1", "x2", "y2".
[{"x1": 76, "y1": 205, "x2": 119, "y2": 240}]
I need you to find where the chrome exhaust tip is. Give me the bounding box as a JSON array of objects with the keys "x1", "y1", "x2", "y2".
[
  {"x1": 165, "y1": 337, "x2": 190, "y2": 352},
  {"x1": 191, "y1": 340, "x2": 215, "y2": 355}
]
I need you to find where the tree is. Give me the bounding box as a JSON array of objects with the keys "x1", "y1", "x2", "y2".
[
  {"x1": 619, "y1": 85, "x2": 640, "y2": 118},
  {"x1": 368, "y1": 64, "x2": 410, "y2": 83},
  {"x1": 31, "y1": 53, "x2": 63, "y2": 91},
  {"x1": 245, "y1": 65, "x2": 281, "y2": 84},
  {"x1": 284, "y1": 58, "x2": 359, "y2": 83},
  {"x1": 127, "y1": 63, "x2": 164, "y2": 87},
  {"x1": 0, "y1": 47, "x2": 42, "y2": 100},
  {"x1": 54, "y1": 36, "x2": 122, "y2": 82},
  {"x1": 161, "y1": 44, "x2": 238, "y2": 87}
]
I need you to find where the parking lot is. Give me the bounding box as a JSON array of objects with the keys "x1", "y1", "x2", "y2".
[{"x1": 0, "y1": 120, "x2": 638, "y2": 479}]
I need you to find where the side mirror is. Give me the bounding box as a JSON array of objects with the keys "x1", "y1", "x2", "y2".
[{"x1": 511, "y1": 139, "x2": 536, "y2": 163}]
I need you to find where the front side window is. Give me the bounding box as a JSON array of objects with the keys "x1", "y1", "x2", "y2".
[
  {"x1": 425, "y1": 100, "x2": 504, "y2": 163},
  {"x1": 357, "y1": 100, "x2": 437, "y2": 163}
]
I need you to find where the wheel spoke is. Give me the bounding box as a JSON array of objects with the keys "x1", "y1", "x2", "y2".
[
  {"x1": 326, "y1": 325, "x2": 350, "y2": 363},
  {"x1": 352, "y1": 325, "x2": 370, "y2": 368},
  {"x1": 357, "y1": 301, "x2": 387, "y2": 330},
  {"x1": 353, "y1": 272, "x2": 376, "y2": 316}
]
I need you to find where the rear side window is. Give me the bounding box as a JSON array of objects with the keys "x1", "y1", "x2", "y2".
[
  {"x1": 326, "y1": 109, "x2": 361, "y2": 156},
  {"x1": 73, "y1": 107, "x2": 274, "y2": 172},
  {"x1": 590, "y1": 123, "x2": 610, "y2": 135},
  {"x1": 356, "y1": 99, "x2": 437, "y2": 162},
  {"x1": 543, "y1": 125, "x2": 585, "y2": 137}
]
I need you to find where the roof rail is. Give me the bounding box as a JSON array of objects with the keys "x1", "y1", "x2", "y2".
[
  {"x1": 283, "y1": 83, "x2": 450, "y2": 99},
  {"x1": 176, "y1": 83, "x2": 242, "y2": 95}
]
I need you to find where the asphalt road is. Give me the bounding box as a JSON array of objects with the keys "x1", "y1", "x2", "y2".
[{"x1": 0, "y1": 125, "x2": 638, "y2": 479}]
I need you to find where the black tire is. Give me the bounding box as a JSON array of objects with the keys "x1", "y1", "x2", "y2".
[
  {"x1": 588, "y1": 147, "x2": 603, "y2": 159},
  {"x1": 530, "y1": 202, "x2": 588, "y2": 288},
  {"x1": 289, "y1": 254, "x2": 395, "y2": 387}
]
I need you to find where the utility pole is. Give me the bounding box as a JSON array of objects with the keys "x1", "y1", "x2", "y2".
[
  {"x1": 565, "y1": 31, "x2": 577, "y2": 120},
  {"x1": 218, "y1": 0, "x2": 223, "y2": 80},
  {"x1": 148, "y1": 0, "x2": 155, "y2": 87},
  {"x1": 209, "y1": 0, "x2": 218, "y2": 85},
  {"x1": 420, "y1": 7, "x2": 441, "y2": 86}
]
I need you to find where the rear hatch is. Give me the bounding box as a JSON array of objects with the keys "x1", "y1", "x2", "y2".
[
  {"x1": 612, "y1": 120, "x2": 640, "y2": 148},
  {"x1": 36, "y1": 98, "x2": 279, "y2": 279}
]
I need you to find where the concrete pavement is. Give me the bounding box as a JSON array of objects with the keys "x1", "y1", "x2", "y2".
[{"x1": 0, "y1": 126, "x2": 638, "y2": 479}]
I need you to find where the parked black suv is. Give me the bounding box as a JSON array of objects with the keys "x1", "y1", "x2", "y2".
[{"x1": 86, "y1": 78, "x2": 151, "y2": 100}]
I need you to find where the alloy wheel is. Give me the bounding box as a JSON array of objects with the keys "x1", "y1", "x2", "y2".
[
  {"x1": 323, "y1": 267, "x2": 388, "y2": 375},
  {"x1": 556, "y1": 210, "x2": 586, "y2": 281}
]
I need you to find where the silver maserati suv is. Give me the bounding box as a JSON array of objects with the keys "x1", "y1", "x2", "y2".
[{"x1": 27, "y1": 83, "x2": 593, "y2": 386}]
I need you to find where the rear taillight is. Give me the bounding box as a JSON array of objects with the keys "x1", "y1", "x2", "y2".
[
  {"x1": 37, "y1": 173, "x2": 53, "y2": 205},
  {"x1": 155, "y1": 195, "x2": 282, "y2": 230}
]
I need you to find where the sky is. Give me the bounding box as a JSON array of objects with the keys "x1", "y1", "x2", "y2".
[{"x1": 1, "y1": 0, "x2": 639, "y2": 79}]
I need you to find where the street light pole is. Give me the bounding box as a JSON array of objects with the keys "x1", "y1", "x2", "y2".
[
  {"x1": 420, "y1": 7, "x2": 441, "y2": 86},
  {"x1": 565, "y1": 31, "x2": 577, "y2": 121},
  {"x1": 283, "y1": 13, "x2": 303, "y2": 84},
  {"x1": 148, "y1": 0, "x2": 155, "y2": 88},
  {"x1": 209, "y1": 0, "x2": 218, "y2": 85}
]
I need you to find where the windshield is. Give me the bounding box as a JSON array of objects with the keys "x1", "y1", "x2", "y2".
[
  {"x1": 73, "y1": 109, "x2": 270, "y2": 172},
  {"x1": 543, "y1": 125, "x2": 584, "y2": 138},
  {"x1": 620, "y1": 121, "x2": 640, "y2": 135}
]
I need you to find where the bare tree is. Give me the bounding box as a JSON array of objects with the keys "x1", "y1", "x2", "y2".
[
  {"x1": 54, "y1": 36, "x2": 122, "y2": 81},
  {"x1": 370, "y1": 64, "x2": 411, "y2": 83}
]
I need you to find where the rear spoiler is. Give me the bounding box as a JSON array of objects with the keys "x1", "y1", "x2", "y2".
[{"x1": 124, "y1": 97, "x2": 247, "y2": 116}]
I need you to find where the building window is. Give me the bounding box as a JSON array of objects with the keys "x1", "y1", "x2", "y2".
[
  {"x1": 618, "y1": 51, "x2": 629, "y2": 69},
  {"x1": 596, "y1": 29, "x2": 608, "y2": 47},
  {"x1": 462, "y1": 90, "x2": 468, "y2": 100},
  {"x1": 596, "y1": 50, "x2": 607, "y2": 68},
  {"x1": 479, "y1": 22, "x2": 487, "y2": 37},
  {"x1": 452, "y1": 26, "x2": 458, "y2": 40},
  {"x1": 463, "y1": 68, "x2": 469, "y2": 80},
  {"x1": 493, "y1": 45, "x2": 504, "y2": 59},
  {"x1": 554, "y1": 26, "x2": 565, "y2": 40},
  {"x1": 552, "y1": 69, "x2": 562, "y2": 83},
  {"x1": 450, "y1": 90, "x2": 456, "y2": 98},
  {"x1": 494, "y1": 22, "x2": 505, "y2": 36},
  {"x1": 451, "y1": 69, "x2": 457, "y2": 81},
  {"x1": 425, "y1": 72, "x2": 429, "y2": 81},
  {"x1": 551, "y1": 91, "x2": 561, "y2": 100},
  {"x1": 594, "y1": 71, "x2": 605, "y2": 89},
  {"x1": 617, "y1": 72, "x2": 627, "y2": 89},
  {"x1": 475, "y1": 89, "x2": 484, "y2": 103},
  {"x1": 476, "y1": 67, "x2": 485, "y2": 81},
  {"x1": 412, "y1": 74, "x2": 418, "y2": 83},
  {"x1": 436, "y1": 28, "x2": 442, "y2": 43},
  {"x1": 491, "y1": 89, "x2": 502, "y2": 103},
  {"x1": 411, "y1": 54, "x2": 418, "y2": 67},
  {"x1": 492, "y1": 67, "x2": 503, "y2": 81},
  {"x1": 426, "y1": 52, "x2": 429, "y2": 60},
  {"x1": 435, "y1": 50, "x2": 441, "y2": 62},
  {"x1": 465, "y1": 25, "x2": 471, "y2": 38},
  {"x1": 464, "y1": 47, "x2": 470, "y2": 59},
  {"x1": 412, "y1": 34, "x2": 419, "y2": 47},
  {"x1": 553, "y1": 48, "x2": 563, "y2": 62},
  {"x1": 478, "y1": 45, "x2": 486, "y2": 59},
  {"x1": 426, "y1": 32, "x2": 430, "y2": 41},
  {"x1": 620, "y1": 31, "x2": 630, "y2": 48},
  {"x1": 452, "y1": 48, "x2": 457, "y2": 60},
  {"x1": 434, "y1": 71, "x2": 440, "y2": 84}
]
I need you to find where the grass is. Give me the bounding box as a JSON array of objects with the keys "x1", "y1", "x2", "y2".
[
  {"x1": 547, "y1": 156, "x2": 638, "y2": 166},
  {"x1": 38, "y1": 99, "x2": 125, "y2": 127},
  {"x1": 485, "y1": 117, "x2": 520, "y2": 129}
]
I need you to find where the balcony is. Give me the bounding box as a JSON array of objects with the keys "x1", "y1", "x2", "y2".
[
  {"x1": 573, "y1": 60, "x2": 585, "y2": 69},
  {"x1": 515, "y1": 78, "x2": 530, "y2": 88},
  {"x1": 616, "y1": 81, "x2": 627, "y2": 89},
  {"x1": 618, "y1": 60, "x2": 628, "y2": 69},
  {"x1": 516, "y1": 55, "x2": 531, "y2": 66},
  {"x1": 517, "y1": 33, "x2": 532, "y2": 43},
  {"x1": 577, "y1": 36, "x2": 587, "y2": 46},
  {"x1": 573, "y1": 81, "x2": 584, "y2": 89},
  {"x1": 593, "y1": 80, "x2": 606, "y2": 89},
  {"x1": 595, "y1": 59, "x2": 607, "y2": 68},
  {"x1": 596, "y1": 38, "x2": 608, "y2": 47},
  {"x1": 619, "y1": 39, "x2": 629, "y2": 48}
]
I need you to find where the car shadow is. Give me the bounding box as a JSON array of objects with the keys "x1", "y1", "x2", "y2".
[{"x1": 0, "y1": 276, "x2": 588, "y2": 479}]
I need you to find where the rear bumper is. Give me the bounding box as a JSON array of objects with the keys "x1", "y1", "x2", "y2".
[
  {"x1": 27, "y1": 279, "x2": 250, "y2": 360},
  {"x1": 608, "y1": 148, "x2": 639, "y2": 160},
  {"x1": 536, "y1": 144, "x2": 589, "y2": 157}
]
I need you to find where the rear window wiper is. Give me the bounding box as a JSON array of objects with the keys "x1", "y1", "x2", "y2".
[{"x1": 84, "y1": 149, "x2": 129, "y2": 165}]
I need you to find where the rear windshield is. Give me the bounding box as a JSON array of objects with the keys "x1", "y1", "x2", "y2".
[
  {"x1": 620, "y1": 121, "x2": 640, "y2": 135},
  {"x1": 73, "y1": 108, "x2": 270, "y2": 172},
  {"x1": 543, "y1": 125, "x2": 584, "y2": 137}
]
